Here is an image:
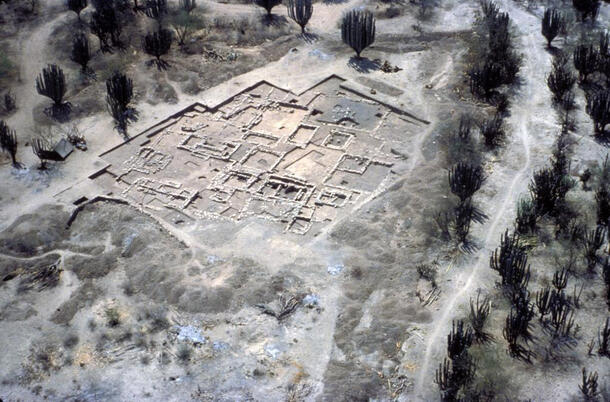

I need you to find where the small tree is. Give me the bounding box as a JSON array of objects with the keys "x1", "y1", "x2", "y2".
[
  {"x1": 3, "y1": 92, "x2": 16, "y2": 114},
  {"x1": 180, "y1": 0, "x2": 196, "y2": 14},
  {"x1": 572, "y1": 0, "x2": 600, "y2": 22},
  {"x1": 574, "y1": 44, "x2": 600, "y2": 83},
  {"x1": 541, "y1": 8, "x2": 564, "y2": 48},
  {"x1": 469, "y1": 59, "x2": 504, "y2": 98},
  {"x1": 479, "y1": 113, "x2": 504, "y2": 147},
  {"x1": 90, "y1": 5, "x2": 122, "y2": 52},
  {"x1": 503, "y1": 295, "x2": 536, "y2": 362},
  {"x1": 67, "y1": 0, "x2": 87, "y2": 21},
  {"x1": 582, "y1": 225, "x2": 606, "y2": 271},
  {"x1": 529, "y1": 165, "x2": 572, "y2": 217},
  {"x1": 32, "y1": 138, "x2": 52, "y2": 170},
  {"x1": 453, "y1": 201, "x2": 474, "y2": 245},
  {"x1": 35, "y1": 64, "x2": 69, "y2": 118},
  {"x1": 106, "y1": 71, "x2": 137, "y2": 136},
  {"x1": 448, "y1": 163, "x2": 485, "y2": 202},
  {"x1": 457, "y1": 114, "x2": 472, "y2": 141},
  {"x1": 469, "y1": 292, "x2": 492, "y2": 343},
  {"x1": 171, "y1": 10, "x2": 204, "y2": 47},
  {"x1": 515, "y1": 197, "x2": 537, "y2": 234},
  {"x1": 600, "y1": 31, "x2": 609, "y2": 58},
  {"x1": 0, "y1": 120, "x2": 20, "y2": 168},
  {"x1": 490, "y1": 230, "x2": 530, "y2": 294},
  {"x1": 132, "y1": 0, "x2": 145, "y2": 12},
  {"x1": 145, "y1": 0, "x2": 167, "y2": 27},
  {"x1": 603, "y1": 258, "x2": 610, "y2": 308},
  {"x1": 598, "y1": 317, "x2": 610, "y2": 357},
  {"x1": 547, "y1": 54, "x2": 576, "y2": 105},
  {"x1": 600, "y1": 57, "x2": 610, "y2": 86},
  {"x1": 579, "y1": 368, "x2": 599, "y2": 401},
  {"x1": 287, "y1": 0, "x2": 313, "y2": 34},
  {"x1": 71, "y1": 33, "x2": 92, "y2": 74},
  {"x1": 341, "y1": 9, "x2": 375, "y2": 59},
  {"x1": 253, "y1": 0, "x2": 282, "y2": 19},
  {"x1": 143, "y1": 28, "x2": 172, "y2": 68},
  {"x1": 585, "y1": 90, "x2": 610, "y2": 136}
]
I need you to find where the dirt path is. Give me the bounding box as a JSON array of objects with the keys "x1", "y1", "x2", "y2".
[
  {"x1": 7, "y1": 4, "x2": 67, "y2": 152},
  {"x1": 412, "y1": 2, "x2": 554, "y2": 399}
]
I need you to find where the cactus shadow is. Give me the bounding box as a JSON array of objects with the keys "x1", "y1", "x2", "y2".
[
  {"x1": 262, "y1": 14, "x2": 288, "y2": 27},
  {"x1": 347, "y1": 56, "x2": 380, "y2": 73}
]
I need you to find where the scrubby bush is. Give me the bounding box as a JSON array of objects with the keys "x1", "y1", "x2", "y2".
[
  {"x1": 586, "y1": 89, "x2": 609, "y2": 136},
  {"x1": 90, "y1": 5, "x2": 123, "y2": 52},
  {"x1": 503, "y1": 291, "x2": 536, "y2": 361},
  {"x1": 3, "y1": 91, "x2": 16, "y2": 113},
  {"x1": 479, "y1": 113, "x2": 504, "y2": 147},
  {"x1": 71, "y1": 33, "x2": 92, "y2": 74},
  {"x1": 490, "y1": 230, "x2": 530, "y2": 294},
  {"x1": 547, "y1": 54, "x2": 576, "y2": 105},
  {"x1": 469, "y1": 1, "x2": 521, "y2": 98},
  {"x1": 448, "y1": 163, "x2": 485, "y2": 202},
  {"x1": 529, "y1": 166, "x2": 572, "y2": 217},
  {"x1": 435, "y1": 321, "x2": 476, "y2": 400},
  {"x1": 105, "y1": 307, "x2": 121, "y2": 327},
  {"x1": 515, "y1": 197, "x2": 537, "y2": 234},
  {"x1": 31, "y1": 138, "x2": 53, "y2": 170},
  {"x1": 579, "y1": 368, "x2": 599, "y2": 401},
  {"x1": 143, "y1": 28, "x2": 173, "y2": 68},
  {"x1": 603, "y1": 258, "x2": 610, "y2": 308},
  {"x1": 582, "y1": 225, "x2": 605, "y2": 271},
  {"x1": 170, "y1": 10, "x2": 205, "y2": 47},
  {"x1": 574, "y1": 44, "x2": 600, "y2": 84},
  {"x1": 470, "y1": 292, "x2": 492, "y2": 343},
  {"x1": 0, "y1": 120, "x2": 20, "y2": 168},
  {"x1": 453, "y1": 201, "x2": 474, "y2": 245},
  {"x1": 176, "y1": 344, "x2": 192, "y2": 363},
  {"x1": 598, "y1": 317, "x2": 610, "y2": 357},
  {"x1": 469, "y1": 59, "x2": 504, "y2": 98}
]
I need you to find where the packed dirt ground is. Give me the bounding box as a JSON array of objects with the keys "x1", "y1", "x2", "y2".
[{"x1": 1, "y1": 0, "x2": 610, "y2": 400}]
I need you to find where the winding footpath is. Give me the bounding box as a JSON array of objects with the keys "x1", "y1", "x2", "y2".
[{"x1": 413, "y1": 2, "x2": 554, "y2": 399}]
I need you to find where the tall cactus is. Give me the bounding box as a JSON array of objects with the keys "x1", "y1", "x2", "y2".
[
  {"x1": 106, "y1": 71, "x2": 137, "y2": 136},
  {"x1": 71, "y1": 33, "x2": 91, "y2": 73},
  {"x1": 36, "y1": 64, "x2": 68, "y2": 118},
  {"x1": 541, "y1": 8, "x2": 563, "y2": 48},
  {"x1": 287, "y1": 0, "x2": 313, "y2": 34},
  {"x1": 0, "y1": 120, "x2": 19, "y2": 168},
  {"x1": 143, "y1": 28, "x2": 173, "y2": 69},
  {"x1": 341, "y1": 9, "x2": 375, "y2": 58},
  {"x1": 573, "y1": 44, "x2": 600, "y2": 83},
  {"x1": 586, "y1": 90, "x2": 610, "y2": 136}
]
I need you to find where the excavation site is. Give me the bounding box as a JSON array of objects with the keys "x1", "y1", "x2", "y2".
[{"x1": 1, "y1": 0, "x2": 610, "y2": 400}]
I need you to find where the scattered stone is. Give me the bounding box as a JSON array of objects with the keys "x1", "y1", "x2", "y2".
[
  {"x1": 174, "y1": 325, "x2": 207, "y2": 345},
  {"x1": 327, "y1": 264, "x2": 344, "y2": 276},
  {"x1": 302, "y1": 294, "x2": 319, "y2": 307},
  {"x1": 212, "y1": 341, "x2": 230, "y2": 352},
  {"x1": 264, "y1": 343, "x2": 283, "y2": 359}
]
